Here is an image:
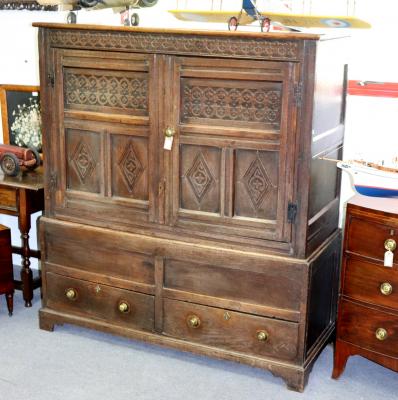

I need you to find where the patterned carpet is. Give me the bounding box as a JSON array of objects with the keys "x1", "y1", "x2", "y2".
[{"x1": 1, "y1": 291, "x2": 397, "y2": 400}]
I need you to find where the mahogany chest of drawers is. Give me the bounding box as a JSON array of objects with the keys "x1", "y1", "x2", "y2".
[
  {"x1": 34, "y1": 24, "x2": 348, "y2": 391},
  {"x1": 333, "y1": 195, "x2": 398, "y2": 378}
]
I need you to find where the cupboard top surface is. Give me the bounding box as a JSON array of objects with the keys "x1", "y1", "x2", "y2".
[
  {"x1": 348, "y1": 195, "x2": 398, "y2": 217},
  {"x1": 33, "y1": 23, "x2": 326, "y2": 41}
]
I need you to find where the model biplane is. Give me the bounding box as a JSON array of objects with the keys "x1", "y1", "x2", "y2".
[
  {"x1": 37, "y1": 0, "x2": 158, "y2": 25},
  {"x1": 169, "y1": 0, "x2": 371, "y2": 32}
]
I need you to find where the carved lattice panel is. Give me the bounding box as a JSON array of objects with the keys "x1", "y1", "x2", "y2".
[
  {"x1": 66, "y1": 129, "x2": 101, "y2": 194},
  {"x1": 64, "y1": 68, "x2": 148, "y2": 116},
  {"x1": 111, "y1": 135, "x2": 148, "y2": 201},
  {"x1": 180, "y1": 145, "x2": 221, "y2": 214},
  {"x1": 234, "y1": 150, "x2": 279, "y2": 220},
  {"x1": 181, "y1": 78, "x2": 282, "y2": 129}
]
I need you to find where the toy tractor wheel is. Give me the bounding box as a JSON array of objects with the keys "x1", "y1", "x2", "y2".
[
  {"x1": 261, "y1": 17, "x2": 271, "y2": 32},
  {"x1": 138, "y1": 0, "x2": 158, "y2": 7},
  {"x1": 228, "y1": 16, "x2": 238, "y2": 31},
  {"x1": 1, "y1": 153, "x2": 20, "y2": 177},
  {"x1": 131, "y1": 13, "x2": 140, "y2": 26},
  {"x1": 66, "y1": 11, "x2": 77, "y2": 24},
  {"x1": 27, "y1": 147, "x2": 41, "y2": 171}
]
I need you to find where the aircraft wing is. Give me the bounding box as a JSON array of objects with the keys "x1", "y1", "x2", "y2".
[{"x1": 169, "y1": 10, "x2": 371, "y2": 29}]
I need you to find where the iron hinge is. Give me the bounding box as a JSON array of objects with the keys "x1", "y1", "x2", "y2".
[
  {"x1": 48, "y1": 73, "x2": 55, "y2": 88},
  {"x1": 49, "y1": 171, "x2": 57, "y2": 193},
  {"x1": 294, "y1": 83, "x2": 303, "y2": 104},
  {"x1": 287, "y1": 202, "x2": 298, "y2": 223}
]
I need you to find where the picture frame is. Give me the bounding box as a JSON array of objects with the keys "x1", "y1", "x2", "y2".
[{"x1": 0, "y1": 84, "x2": 41, "y2": 151}]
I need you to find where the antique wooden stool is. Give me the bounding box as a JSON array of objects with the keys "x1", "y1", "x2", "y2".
[{"x1": 0, "y1": 224, "x2": 14, "y2": 316}]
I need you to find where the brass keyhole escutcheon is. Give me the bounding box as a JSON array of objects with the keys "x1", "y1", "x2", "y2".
[
  {"x1": 384, "y1": 238, "x2": 396, "y2": 252},
  {"x1": 94, "y1": 285, "x2": 101, "y2": 294},
  {"x1": 65, "y1": 288, "x2": 77, "y2": 301},
  {"x1": 187, "y1": 314, "x2": 201, "y2": 329},
  {"x1": 118, "y1": 301, "x2": 130, "y2": 314},
  {"x1": 257, "y1": 330, "x2": 269, "y2": 342},
  {"x1": 375, "y1": 328, "x2": 388, "y2": 341},
  {"x1": 380, "y1": 282, "x2": 393, "y2": 296},
  {"x1": 224, "y1": 311, "x2": 231, "y2": 321}
]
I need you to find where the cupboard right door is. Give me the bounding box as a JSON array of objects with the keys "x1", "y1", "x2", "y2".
[{"x1": 164, "y1": 56, "x2": 300, "y2": 247}]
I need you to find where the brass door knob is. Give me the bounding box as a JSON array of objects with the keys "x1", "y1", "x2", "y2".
[
  {"x1": 165, "y1": 127, "x2": 175, "y2": 137},
  {"x1": 375, "y1": 328, "x2": 388, "y2": 341},
  {"x1": 257, "y1": 330, "x2": 269, "y2": 342},
  {"x1": 187, "y1": 315, "x2": 201, "y2": 329},
  {"x1": 384, "y1": 238, "x2": 396, "y2": 252},
  {"x1": 380, "y1": 282, "x2": 393, "y2": 296},
  {"x1": 65, "y1": 288, "x2": 77, "y2": 300},
  {"x1": 118, "y1": 301, "x2": 130, "y2": 313}
]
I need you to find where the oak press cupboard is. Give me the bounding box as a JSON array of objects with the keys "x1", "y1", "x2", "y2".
[{"x1": 34, "y1": 24, "x2": 347, "y2": 391}]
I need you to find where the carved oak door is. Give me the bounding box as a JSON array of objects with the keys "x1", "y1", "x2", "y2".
[
  {"x1": 50, "y1": 49, "x2": 159, "y2": 226},
  {"x1": 164, "y1": 57, "x2": 299, "y2": 244}
]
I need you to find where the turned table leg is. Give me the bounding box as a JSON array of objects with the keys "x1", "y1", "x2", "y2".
[
  {"x1": 18, "y1": 189, "x2": 33, "y2": 307},
  {"x1": 6, "y1": 292, "x2": 14, "y2": 316}
]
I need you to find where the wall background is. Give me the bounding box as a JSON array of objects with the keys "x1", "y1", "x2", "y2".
[{"x1": 0, "y1": 0, "x2": 397, "y2": 268}]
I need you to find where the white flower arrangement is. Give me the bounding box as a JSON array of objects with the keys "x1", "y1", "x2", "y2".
[{"x1": 10, "y1": 97, "x2": 42, "y2": 151}]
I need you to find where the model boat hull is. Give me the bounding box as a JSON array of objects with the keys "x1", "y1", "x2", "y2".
[{"x1": 337, "y1": 161, "x2": 398, "y2": 198}]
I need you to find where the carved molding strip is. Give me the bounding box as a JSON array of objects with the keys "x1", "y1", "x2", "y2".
[{"x1": 48, "y1": 29, "x2": 301, "y2": 61}]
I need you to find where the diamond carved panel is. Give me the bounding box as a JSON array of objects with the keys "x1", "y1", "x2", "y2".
[
  {"x1": 71, "y1": 140, "x2": 96, "y2": 183},
  {"x1": 118, "y1": 142, "x2": 143, "y2": 193},
  {"x1": 243, "y1": 156, "x2": 274, "y2": 210},
  {"x1": 187, "y1": 152, "x2": 214, "y2": 202}
]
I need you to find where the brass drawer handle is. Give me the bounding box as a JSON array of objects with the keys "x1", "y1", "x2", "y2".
[
  {"x1": 257, "y1": 330, "x2": 269, "y2": 342},
  {"x1": 65, "y1": 288, "x2": 77, "y2": 300},
  {"x1": 380, "y1": 282, "x2": 393, "y2": 296},
  {"x1": 384, "y1": 238, "x2": 396, "y2": 252},
  {"x1": 118, "y1": 301, "x2": 130, "y2": 314},
  {"x1": 375, "y1": 328, "x2": 388, "y2": 341},
  {"x1": 187, "y1": 314, "x2": 201, "y2": 329}
]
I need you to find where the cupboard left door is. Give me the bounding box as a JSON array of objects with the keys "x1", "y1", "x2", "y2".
[{"x1": 46, "y1": 49, "x2": 160, "y2": 228}]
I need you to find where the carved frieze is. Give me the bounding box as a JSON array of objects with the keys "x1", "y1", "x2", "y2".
[
  {"x1": 182, "y1": 84, "x2": 281, "y2": 125},
  {"x1": 64, "y1": 71, "x2": 148, "y2": 113},
  {"x1": 49, "y1": 29, "x2": 300, "y2": 61}
]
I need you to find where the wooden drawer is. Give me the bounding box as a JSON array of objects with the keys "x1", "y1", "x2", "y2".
[
  {"x1": 163, "y1": 298, "x2": 299, "y2": 361},
  {"x1": 164, "y1": 258, "x2": 303, "y2": 317},
  {"x1": 0, "y1": 186, "x2": 17, "y2": 211},
  {"x1": 343, "y1": 257, "x2": 398, "y2": 310},
  {"x1": 338, "y1": 299, "x2": 398, "y2": 358},
  {"x1": 347, "y1": 216, "x2": 398, "y2": 264},
  {"x1": 45, "y1": 272, "x2": 154, "y2": 331},
  {"x1": 44, "y1": 222, "x2": 154, "y2": 288}
]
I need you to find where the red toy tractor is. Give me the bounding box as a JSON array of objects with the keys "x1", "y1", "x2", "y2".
[{"x1": 0, "y1": 144, "x2": 41, "y2": 176}]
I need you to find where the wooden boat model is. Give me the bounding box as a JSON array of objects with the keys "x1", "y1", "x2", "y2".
[{"x1": 337, "y1": 160, "x2": 398, "y2": 197}]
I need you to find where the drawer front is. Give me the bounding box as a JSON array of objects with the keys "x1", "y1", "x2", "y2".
[
  {"x1": 347, "y1": 217, "x2": 398, "y2": 264},
  {"x1": 44, "y1": 222, "x2": 154, "y2": 287},
  {"x1": 46, "y1": 272, "x2": 154, "y2": 331},
  {"x1": 338, "y1": 299, "x2": 398, "y2": 358},
  {"x1": 164, "y1": 259, "x2": 303, "y2": 313},
  {"x1": 0, "y1": 186, "x2": 17, "y2": 211},
  {"x1": 344, "y1": 257, "x2": 398, "y2": 310},
  {"x1": 163, "y1": 299, "x2": 299, "y2": 361}
]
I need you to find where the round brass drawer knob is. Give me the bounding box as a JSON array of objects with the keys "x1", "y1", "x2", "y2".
[
  {"x1": 187, "y1": 315, "x2": 201, "y2": 329},
  {"x1": 375, "y1": 328, "x2": 388, "y2": 341},
  {"x1": 257, "y1": 330, "x2": 269, "y2": 342},
  {"x1": 384, "y1": 238, "x2": 396, "y2": 252},
  {"x1": 118, "y1": 301, "x2": 130, "y2": 313},
  {"x1": 65, "y1": 288, "x2": 77, "y2": 300},
  {"x1": 380, "y1": 282, "x2": 393, "y2": 296}
]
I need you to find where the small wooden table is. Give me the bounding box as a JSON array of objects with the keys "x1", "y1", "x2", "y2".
[{"x1": 0, "y1": 167, "x2": 44, "y2": 307}]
